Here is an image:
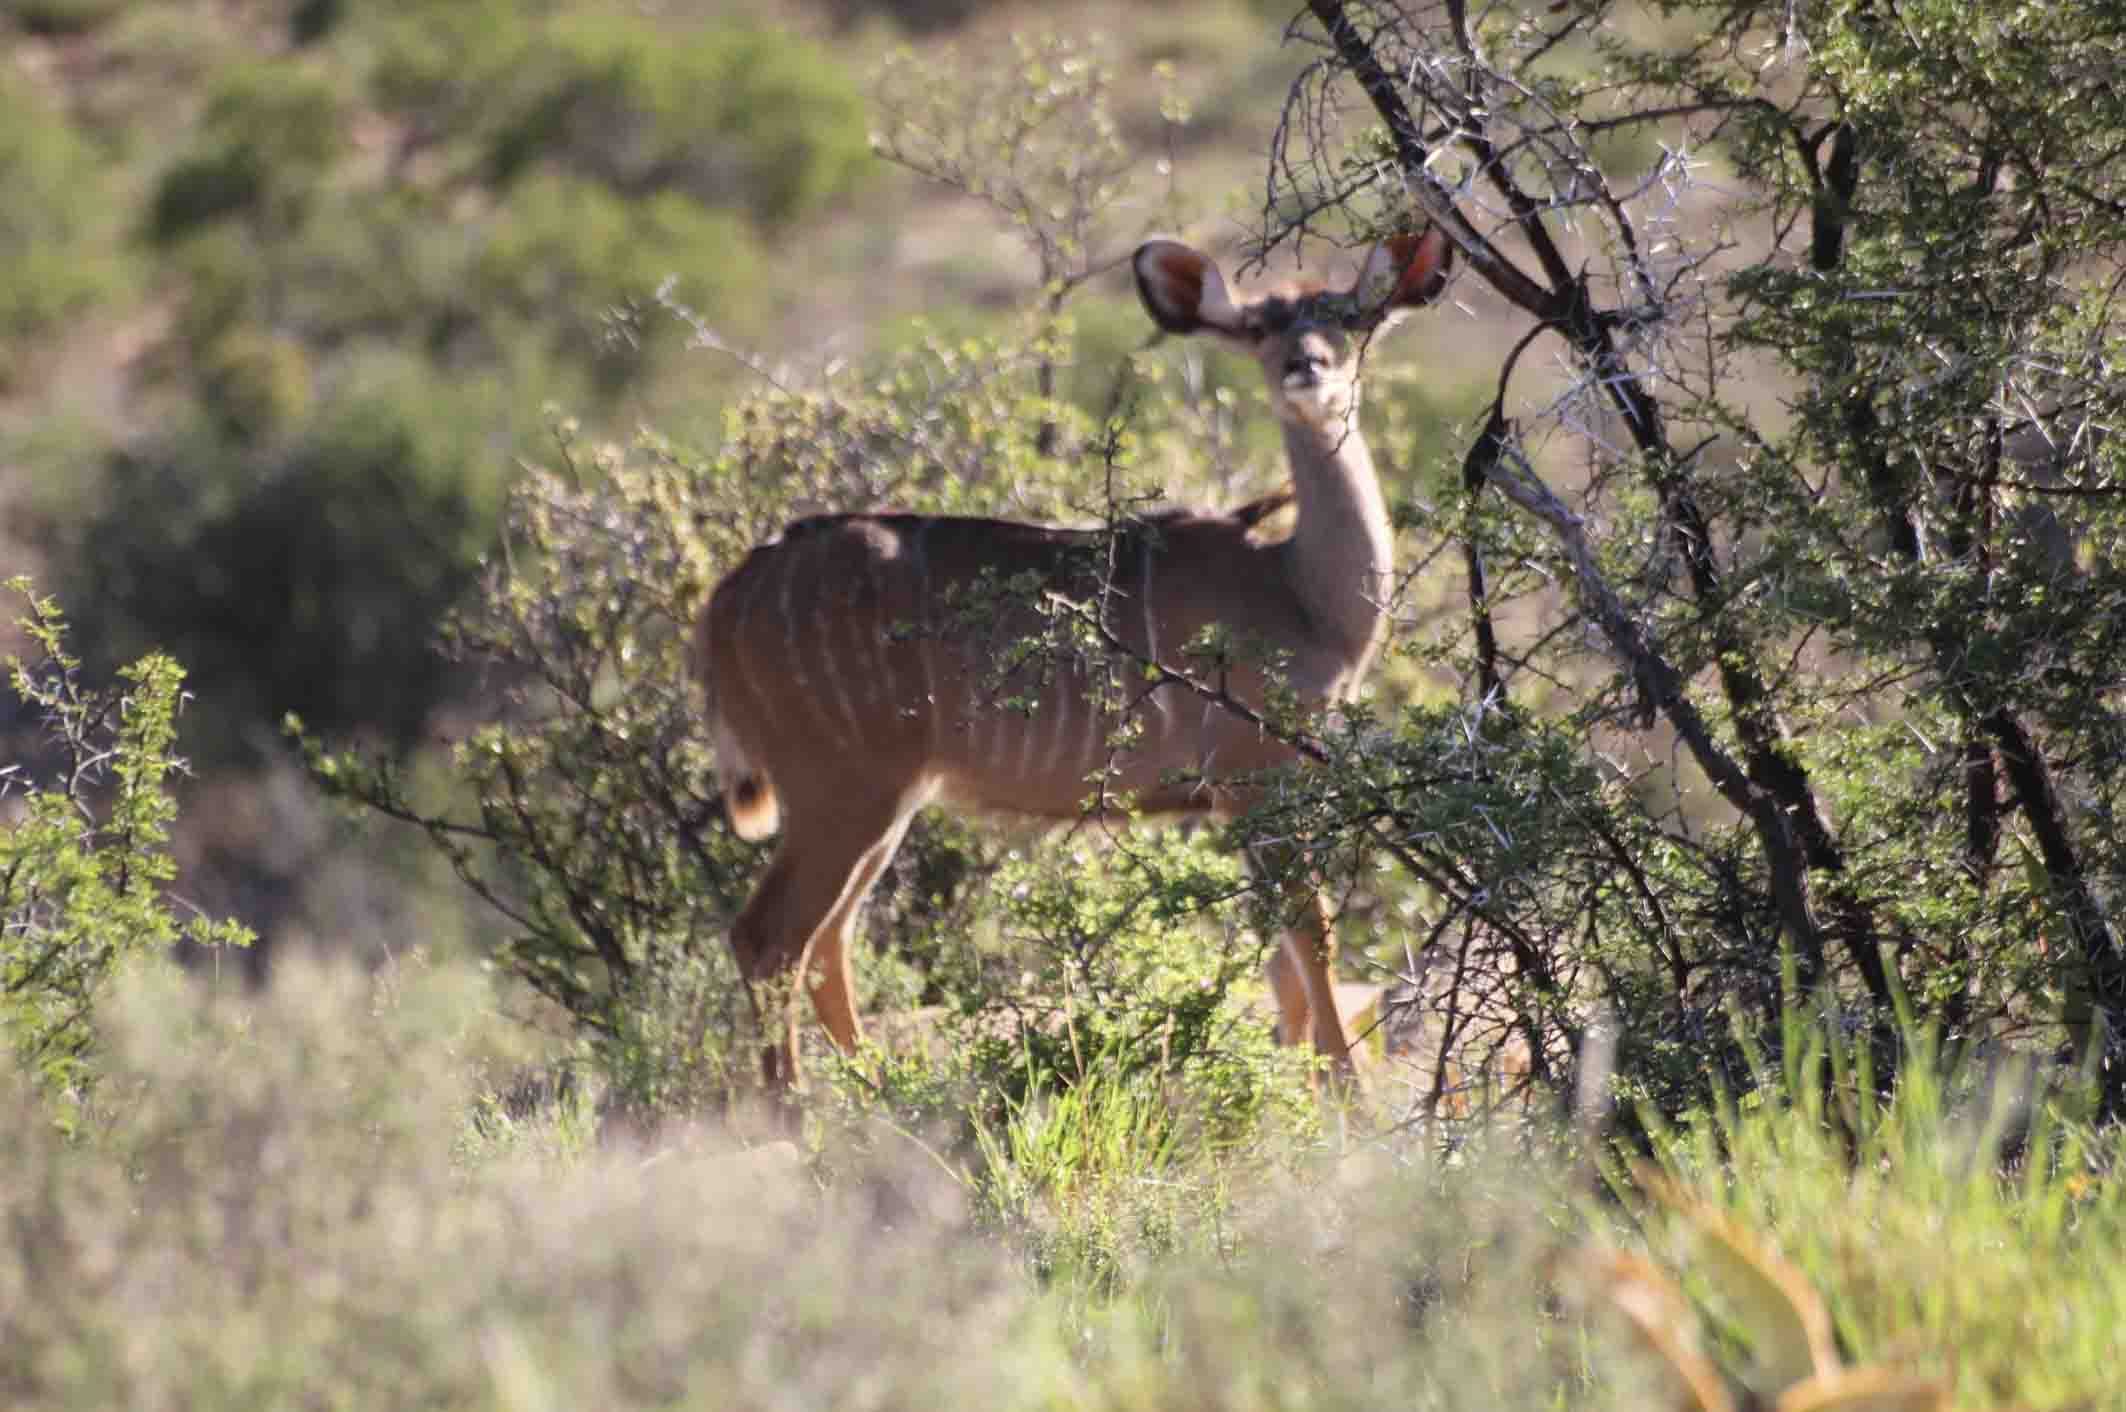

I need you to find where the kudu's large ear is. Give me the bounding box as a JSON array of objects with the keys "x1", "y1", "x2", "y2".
[
  {"x1": 1133, "y1": 239, "x2": 1247, "y2": 338},
  {"x1": 1354, "y1": 225, "x2": 1454, "y2": 317}
]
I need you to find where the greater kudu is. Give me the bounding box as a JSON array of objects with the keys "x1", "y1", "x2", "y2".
[{"x1": 697, "y1": 226, "x2": 1453, "y2": 1086}]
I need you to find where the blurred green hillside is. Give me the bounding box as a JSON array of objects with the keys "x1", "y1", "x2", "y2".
[{"x1": 0, "y1": 0, "x2": 1340, "y2": 958}]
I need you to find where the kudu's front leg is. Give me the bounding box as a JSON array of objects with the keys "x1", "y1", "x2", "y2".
[{"x1": 1249, "y1": 839, "x2": 1357, "y2": 1087}]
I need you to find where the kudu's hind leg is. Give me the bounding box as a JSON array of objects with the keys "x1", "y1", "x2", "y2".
[
  {"x1": 728, "y1": 794, "x2": 909, "y2": 1087},
  {"x1": 797, "y1": 810, "x2": 919, "y2": 1060}
]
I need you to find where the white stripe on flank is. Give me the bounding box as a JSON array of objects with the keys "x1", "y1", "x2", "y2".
[
  {"x1": 871, "y1": 553, "x2": 901, "y2": 732},
  {"x1": 728, "y1": 552, "x2": 776, "y2": 730},
  {"x1": 1139, "y1": 536, "x2": 1177, "y2": 751},
  {"x1": 914, "y1": 522, "x2": 940, "y2": 758},
  {"x1": 1041, "y1": 667, "x2": 1073, "y2": 780},
  {"x1": 972, "y1": 658, "x2": 993, "y2": 770},
  {"x1": 810, "y1": 536, "x2": 865, "y2": 744},
  {"x1": 781, "y1": 540, "x2": 849, "y2": 751},
  {"x1": 1010, "y1": 655, "x2": 1040, "y2": 780},
  {"x1": 850, "y1": 559, "x2": 877, "y2": 720},
  {"x1": 1086, "y1": 683, "x2": 1110, "y2": 792},
  {"x1": 1139, "y1": 537, "x2": 1160, "y2": 671}
]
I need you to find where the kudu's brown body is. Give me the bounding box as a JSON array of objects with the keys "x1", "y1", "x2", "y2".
[{"x1": 697, "y1": 227, "x2": 1453, "y2": 1086}]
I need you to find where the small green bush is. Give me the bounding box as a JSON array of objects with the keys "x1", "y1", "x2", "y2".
[
  {"x1": 163, "y1": 224, "x2": 258, "y2": 351},
  {"x1": 487, "y1": 14, "x2": 872, "y2": 227},
  {"x1": 366, "y1": 0, "x2": 535, "y2": 165},
  {"x1": 198, "y1": 324, "x2": 314, "y2": 443},
  {"x1": 147, "y1": 62, "x2": 345, "y2": 245},
  {"x1": 147, "y1": 146, "x2": 264, "y2": 244},
  {"x1": 1, "y1": 583, "x2": 250, "y2": 1126},
  {"x1": 0, "y1": 73, "x2": 122, "y2": 384},
  {"x1": 472, "y1": 172, "x2": 765, "y2": 391}
]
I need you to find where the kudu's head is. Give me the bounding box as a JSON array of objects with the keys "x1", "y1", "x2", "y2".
[{"x1": 1132, "y1": 227, "x2": 1454, "y2": 435}]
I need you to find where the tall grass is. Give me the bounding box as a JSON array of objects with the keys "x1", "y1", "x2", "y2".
[
  {"x1": 1631, "y1": 1019, "x2": 2126, "y2": 1408},
  {"x1": 3, "y1": 958, "x2": 2118, "y2": 1409}
]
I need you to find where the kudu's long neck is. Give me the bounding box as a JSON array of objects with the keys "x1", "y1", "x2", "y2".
[{"x1": 1282, "y1": 412, "x2": 1394, "y2": 692}]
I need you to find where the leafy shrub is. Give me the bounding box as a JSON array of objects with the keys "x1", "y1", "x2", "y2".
[
  {"x1": 1, "y1": 583, "x2": 250, "y2": 1125},
  {"x1": 66, "y1": 356, "x2": 504, "y2": 754},
  {"x1": 162, "y1": 224, "x2": 260, "y2": 352},
  {"x1": 302, "y1": 416, "x2": 762, "y2": 1114}
]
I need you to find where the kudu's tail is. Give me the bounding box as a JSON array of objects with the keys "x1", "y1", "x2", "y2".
[
  {"x1": 711, "y1": 713, "x2": 781, "y2": 841},
  {"x1": 696, "y1": 616, "x2": 781, "y2": 843}
]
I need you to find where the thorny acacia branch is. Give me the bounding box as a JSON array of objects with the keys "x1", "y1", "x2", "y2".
[{"x1": 1295, "y1": 0, "x2": 1895, "y2": 1007}]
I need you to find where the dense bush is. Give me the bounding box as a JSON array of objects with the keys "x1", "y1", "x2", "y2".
[
  {"x1": 1183, "y1": 0, "x2": 2126, "y2": 1122},
  {"x1": 365, "y1": 0, "x2": 537, "y2": 167}
]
